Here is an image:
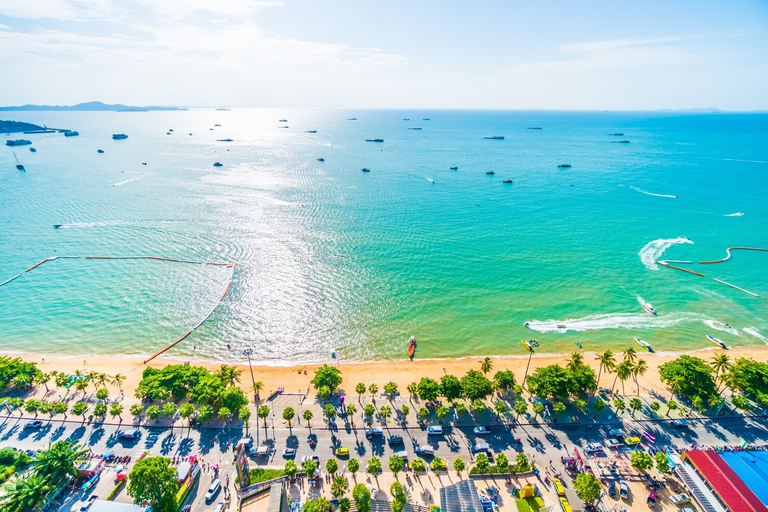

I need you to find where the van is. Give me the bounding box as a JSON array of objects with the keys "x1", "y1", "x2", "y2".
[
  {"x1": 395, "y1": 450, "x2": 408, "y2": 459},
  {"x1": 472, "y1": 442, "x2": 490, "y2": 453},
  {"x1": 415, "y1": 446, "x2": 434, "y2": 456},
  {"x1": 427, "y1": 426, "x2": 443, "y2": 435},
  {"x1": 205, "y1": 479, "x2": 221, "y2": 502},
  {"x1": 365, "y1": 427, "x2": 383, "y2": 439}
]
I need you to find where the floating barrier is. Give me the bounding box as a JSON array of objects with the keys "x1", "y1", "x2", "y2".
[
  {"x1": 699, "y1": 247, "x2": 768, "y2": 264},
  {"x1": 220, "y1": 281, "x2": 232, "y2": 301},
  {"x1": 0, "y1": 274, "x2": 21, "y2": 288},
  {"x1": 25, "y1": 258, "x2": 51, "y2": 272},
  {"x1": 146, "y1": 256, "x2": 179, "y2": 262},
  {"x1": 714, "y1": 279, "x2": 758, "y2": 297},
  {"x1": 144, "y1": 330, "x2": 192, "y2": 364},
  {"x1": 656, "y1": 261, "x2": 705, "y2": 277}
]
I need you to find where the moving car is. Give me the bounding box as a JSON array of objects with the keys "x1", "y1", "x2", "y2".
[
  {"x1": 301, "y1": 455, "x2": 320, "y2": 464},
  {"x1": 473, "y1": 426, "x2": 490, "y2": 435},
  {"x1": 605, "y1": 439, "x2": 620, "y2": 449},
  {"x1": 365, "y1": 427, "x2": 383, "y2": 439},
  {"x1": 205, "y1": 479, "x2": 221, "y2": 502},
  {"x1": 619, "y1": 480, "x2": 629, "y2": 499},
  {"x1": 553, "y1": 477, "x2": 565, "y2": 496},
  {"x1": 584, "y1": 443, "x2": 604, "y2": 453},
  {"x1": 388, "y1": 435, "x2": 404, "y2": 446},
  {"x1": 334, "y1": 447, "x2": 349, "y2": 457},
  {"x1": 24, "y1": 420, "x2": 43, "y2": 429},
  {"x1": 282, "y1": 448, "x2": 296, "y2": 458},
  {"x1": 624, "y1": 436, "x2": 641, "y2": 446},
  {"x1": 79, "y1": 495, "x2": 98, "y2": 511},
  {"x1": 608, "y1": 480, "x2": 617, "y2": 498},
  {"x1": 559, "y1": 497, "x2": 572, "y2": 512},
  {"x1": 471, "y1": 442, "x2": 490, "y2": 453},
  {"x1": 427, "y1": 426, "x2": 443, "y2": 435},
  {"x1": 608, "y1": 429, "x2": 624, "y2": 438},
  {"x1": 117, "y1": 429, "x2": 140, "y2": 439},
  {"x1": 415, "y1": 446, "x2": 434, "y2": 456},
  {"x1": 671, "y1": 419, "x2": 690, "y2": 428}
]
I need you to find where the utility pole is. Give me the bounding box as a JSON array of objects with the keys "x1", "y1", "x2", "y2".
[{"x1": 243, "y1": 348, "x2": 258, "y2": 403}]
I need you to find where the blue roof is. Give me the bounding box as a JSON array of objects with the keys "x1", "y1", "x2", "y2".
[{"x1": 720, "y1": 451, "x2": 768, "y2": 506}]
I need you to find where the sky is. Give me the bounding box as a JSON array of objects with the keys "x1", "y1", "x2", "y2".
[{"x1": 1, "y1": 0, "x2": 767, "y2": 110}]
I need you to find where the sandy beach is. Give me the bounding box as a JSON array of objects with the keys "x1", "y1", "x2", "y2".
[{"x1": 13, "y1": 345, "x2": 768, "y2": 402}]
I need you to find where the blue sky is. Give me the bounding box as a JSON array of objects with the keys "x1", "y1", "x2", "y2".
[{"x1": 1, "y1": 0, "x2": 767, "y2": 109}]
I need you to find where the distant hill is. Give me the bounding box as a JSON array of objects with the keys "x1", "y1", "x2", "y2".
[{"x1": 0, "y1": 101, "x2": 187, "y2": 112}]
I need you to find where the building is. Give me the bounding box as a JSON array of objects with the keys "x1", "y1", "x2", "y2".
[{"x1": 679, "y1": 450, "x2": 768, "y2": 512}]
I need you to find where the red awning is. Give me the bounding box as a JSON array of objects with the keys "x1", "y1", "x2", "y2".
[{"x1": 683, "y1": 450, "x2": 765, "y2": 512}]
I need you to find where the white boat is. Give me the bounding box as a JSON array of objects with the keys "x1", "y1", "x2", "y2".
[
  {"x1": 706, "y1": 335, "x2": 727, "y2": 349},
  {"x1": 634, "y1": 337, "x2": 653, "y2": 352},
  {"x1": 642, "y1": 302, "x2": 657, "y2": 315}
]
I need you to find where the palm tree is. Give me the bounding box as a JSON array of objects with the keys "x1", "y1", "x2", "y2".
[
  {"x1": 216, "y1": 365, "x2": 242, "y2": 387},
  {"x1": 94, "y1": 373, "x2": 109, "y2": 390},
  {"x1": 32, "y1": 440, "x2": 87, "y2": 485},
  {"x1": 252, "y1": 381, "x2": 264, "y2": 399},
  {"x1": 710, "y1": 354, "x2": 733, "y2": 392},
  {"x1": 612, "y1": 361, "x2": 633, "y2": 395},
  {"x1": 566, "y1": 352, "x2": 584, "y2": 371},
  {"x1": 622, "y1": 347, "x2": 637, "y2": 364},
  {"x1": 0, "y1": 474, "x2": 53, "y2": 512},
  {"x1": 480, "y1": 357, "x2": 493, "y2": 376},
  {"x1": 33, "y1": 372, "x2": 51, "y2": 392},
  {"x1": 632, "y1": 359, "x2": 649, "y2": 395},
  {"x1": 380, "y1": 405, "x2": 392, "y2": 429},
  {"x1": 112, "y1": 374, "x2": 126, "y2": 392},
  {"x1": 595, "y1": 350, "x2": 616, "y2": 386}
]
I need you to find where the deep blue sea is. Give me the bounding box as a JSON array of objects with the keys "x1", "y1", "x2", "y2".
[{"x1": 1, "y1": 109, "x2": 766, "y2": 363}]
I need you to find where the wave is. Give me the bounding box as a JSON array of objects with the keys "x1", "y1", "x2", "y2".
[
  {"x1": 703, "y1": 320, "x2": 740, "y2": 336},
  {"x1": 744, "y1": 328, "x2": 767, "y2": 343},
  {"x1": 639, "y1": 237, "x2": 693, "y2": 270},
  {"x1": 524, "y1": 312, "x2": 706, "y2": 333},
  {"x1": 113, "y1": 175, "x2": 142, "y2": 187},
  {"x1": 629, "y1": 185, "x2": 677, "y2": 199},
  {"x1": 725, "y1": 212, "x2": 744, "y2": 217}
]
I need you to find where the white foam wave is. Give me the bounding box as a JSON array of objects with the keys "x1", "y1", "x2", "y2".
[
  {"x1": 629, "y1": 185, "x2": 677, "y2": 199},
  {"x1": 744, "y1": 328, "x2": 767, "y2": 343},
  {"x1": 113, "y1": 175, "x2": 142, "y2": 186},
  {"x1": 524, "y1": 312, "x2": 705, "y2": 333},
  {"x1": 704, "y1": 320, "x2": 740, "y2": 336},
  {"x1": 725, "y1": 212, "x2": 744, "y2": 217},
  {"x1": 639, "y1": 237, "x2": 693, "y2": 270}
]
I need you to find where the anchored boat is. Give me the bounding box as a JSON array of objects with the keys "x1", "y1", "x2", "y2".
[
  {"x1": 522, "y1": 339, "x2": 539, "y2": 351},
  {"x1": 634, "y1": 337, "x2": 653, "y2": 352},
  {"x1": 408, "y1": 336, "x2": 416, "y2": 359},
  {"x1": 706, "y1": 335, "x2": 727, "y2": 349}
]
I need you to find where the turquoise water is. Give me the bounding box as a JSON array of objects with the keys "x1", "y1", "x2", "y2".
[{"x1": 1, "y1": 110, "x2": 767, "y2": 363}]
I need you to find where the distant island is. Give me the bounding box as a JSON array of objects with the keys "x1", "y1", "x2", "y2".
[
  {"x1": 1, "y1": 120, "x2": 50, "y2": 133},
  {"x1": 0, "y1": 101, "x2": 187, "y2": 112}
]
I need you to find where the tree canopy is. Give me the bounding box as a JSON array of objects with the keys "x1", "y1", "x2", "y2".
[
  {"x1": 310, "y1": 365, "x2": 343, "y2": 393},
  {"x1": 417, "y1": 377, "x2": 440, "y2": 402},
  {"x1": 460, "y1": 370, "x2": 495, "y2": 401},
  {"x1": 439, "y1": 375, "x2": 462, "y2": 400},
  {"x1": 352, "y1": 483, "x2": 372, "y2": 512},
  {"x1": 726, "y1": 358, "x2": 768, "y2": 398},
  {"x1": 0, "y1": 357, "x2": 42, "y2": 391},
  {"x1": 127, "y1": 456, "x2": 178, "y2": 512},
  {"x1": 658, "y1": 355, "x2": 717, "y2": 401},
  {"x1": 573, "y1": 472, "x2": 601, "y2": 504},
  {"x1": 526, "y1": 363, "x2": 596, "y2": 398},
  {"x1": 493, "y1": 370, "x2": 516, "y2": 391}
]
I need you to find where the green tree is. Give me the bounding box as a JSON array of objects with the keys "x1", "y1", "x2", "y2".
[
  {"x1": 666, "y1": 399, "x2": 678, "y2": 416},
  {"x1": 574, "y1": 399, "x2": 587, "y2": 413},
  {"x1": 128, "y1": 456, "x2": 178, "y2": 512},
  {"x1": 0, "y1": 474, "x2": 53, "y2": 512},
  {"x1": 655, "y1": 452, "x2": 671, "y2": 473},
  {"x1": 612, "y1": 361, "x2": 633, "y2": 395},
  {"x1": 566, "y1": 352, "x2": 584, "y2": 371},
  {"x1": 355, "y1": 383, "x2": 367, "y2": 401},
  {"x1": 573, "y1": 472, "x2": 601, "y2": 504},
  {"x1": 239, "y1": 406, "x2": 251, "y2": 425},
  {"x1": 390, "y1": 481, "x2": 407, "y2": 512},
  {"x1": 52, "y1": 401, "x2": 68, "y2": 418},
  {"x1": 348, "y1": 458, "x2": 360, "y2": 476},
  {"x1": 480, "y1": 357, "x2": 493, "y2": 376},
  {"x1": 257, "y1": 404, "x2": 270, "y2": 433},
  {"x1": 24, "y1": 399, "x2": 40, "y2": 417},
  {"x1": 218, "y1": 406, "x2": 231, "y2": 420},
  {"x1": 389, "y1": 455, "x2": 404, "y2": 476},
  {"x1": 658, "y1": 355, "x2": 717, "y2": 401},
  {"x1": 613, "y1": 398, "x2": 626, "y2": 414},
  {"x1": 494, "y1": 400, "x2": 507, "y2": 415},
  {"x1": 650, "y1": 401, "x2": 661, "y2": 415},
  {"x1": 303, "y1": 498, "x2": 332, "y2": 512},
  {"x1": 430, "y1": 457, "x2": 445, "y2": 472},
  {"x1": 493, "y1": 370, "x2": 516, "y2": 392},
  {"x1": 532, "y1": 402, "x2": 545, "y2": 419},
  {"x1": 732, "y1": 394, "x2": 752, "y2": 411},
  {"x1": 383, "y1": 381, "x2": 398, "y2": 396},
  {"x1": 400, "y1": 404, "x2": 410, "y2": 424},
  {"x1": 71, "y1": 402, "x2": 88, "y2": 421},
  {"x1": 474, "y1": 453, "x2": 490, "y2": 474},
  {"x1": 410, "y1": 458, "x2": 425, "y2": 472},
  {"x1": 513, "y1": 400, "x2": 528, "y2": 419},
  {"x1": 526, "y1": 365, "x2": 573, "y2": 399},
  {"x1": 630, "y1": 451, "x2": 654, "y2": 473},
  {"x1": 162, "y1": 402, "x2": 177, "y2": 418},
  {"x1": 367, "y1": 456, "x2": 381, "y2": 474},
  {"x1": 346, "y1": 403, "x2": 357, "y2": 424},
  {"x1": 417, "y1": 407, "x2": 429, "y2": 422},
  {"x1": 303, "y1": 409, "x2": 314, "y2": 427},
  {"x1": 406, "y1": 382, "x2": 418, "y2": 398},
  {"x1": 338, "y1": 498, "x2": 351, "y2": 512},
  {"x1": 318, "y1": 386, "x2": 332, "y2": 401},
  {"x1": 311, "y1": 365, "x2": 343, "y2": 393},
  {"x1": 632, "y1": 359, "x2": 649, "y2": 394},
  {"x1": 472, "y1": 399, "x2": 487, "y2": 416},
  {"x1": 215, "y1": 364, "x2": 242, "y2": 388},
  {"x1": 109, "y1": 403, "x2": 124, "y2": 421},
  {"x1": 331, "y1": 475, "x2": 348, "y2": 498},
  {"x1": 32, "y1": 440, "x2": 87, "y2": 484},
  {"x1": 326, "y1": 459, "x2": 338, "y2": 475},
  {"x1": 130, "y1": 403, "x2": 144, "y2": 420},
  {"x1": 96, "y1": 387, "x2": 109, "y2": 401},
  {"x1": 178, "y1": 403, "x2": 195, "y2": 423},
  {"x1": 146, "y1": 405, "x2": 161, "y2": 421},
  {"x1": 368, "y1": 383, "x2": 378, "y2": 396},
  {"x1": 593, "y1": 398, "x2": 605, "y2": 413},
  {"x1": 282, "y1": 407, "x2": 295, "y2": 428},
  {"x1": 453, "y1": 458, "x2": 466, "y2": 474},
  {"x1": 198, "y1": 404, "x2": 214, "y2": 422},
  {"x1": 302, "y1": 460, "x2": 318, "y2": 476},
  {"x1": 455, "y1": 401, "x2": 468, "y2": 416},
  {"x1": 435, "y1": 405, "x2": 449, "y2": 422},
  {"x1": 417, "y1": 377, "x2": 440, "y2": 402},
  {"x1": 595, "y1": 350, "x2": 616, "y2": 386},
  {"x1": 440, "y1": 375, "x2": 462, "y2": 401},
  {"x1": 323, "y1": 404, "x2": 337, "y2": 423},
  {"x1": 112, "y1": 373, "x2": 126, "y2": 392},
  {"x1": 461, "y1": 370, "x2": 495, "y2": 401},
  {"x1": 623, "y1": 347, "x2": 638, "y2": 364},
  {"x1": 496, "y1": 453, "x2": 509, "y2": 472},
  {"x1": 513, "y1": 453, "x2": 531, "y2": 472},
  {"x1": 284, "y1": 460, "x2": 298, "y2": 478},
  {"x1": 629, "y1": 398, "x2": 643, "y2": 416},
  {"x1": 364, "y1": 404, "x2": 376, "y2": 423},
  {"x1": 352, "y1": 483, "x2": 372, "y2": 512},
  {"x1": 552, "y1": 402, "x2": 566, "y2": 416},
  {"x1": 93, "y1": 403, "x2": 107, "y2": 419},
  {"x1": 380, "y1": 405, "x2": 392, "y2": 425}
]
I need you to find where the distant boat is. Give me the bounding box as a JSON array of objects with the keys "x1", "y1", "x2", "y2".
[
  {"x1": 706, "y1": 335, "x2": 727, "y2": 349},
  {"x1": 527, "y1": 127, "x2": 543, "y2": 130},
  {"x1": 13, "y1": 152, "x2": 24, "y2": 171},
  {"x1": 557, "y1": 324, "x2": 566, "y2": 329},
  {"x1": 169, "y1": 129, "x2": 174, "y2": 132},
  {"x1": 634, "y1": 337, "x2": 653, "y2": 352},
  {"x1": 522, "y1": 339, "x2": 539, "y2": 350},
  {"x1": 427, "y1": 177, "x2": 435, "y2": 183},
  {"x1": 610, "y1": 133, "x2": 624, "y2": 136},
  {"x1": 484, "y1": 136, "x2": 504, "y2": 140},
  {"x1": 214, "y1": 124, "x2": 221, "y2": 127},
  {"x1": 408, "y1": 127, "x2": 422, "y2": 130},
  {"x1": 450, "y1": 166, "x2": 458, "y2": 170},
  {"x1": 575, "y1": 342, "x2": 583, "y2": 348},
  {"x1": 503, "y1": 179, "x2": 513, "y2": 183},
  {"x1": 642, "y1": 302, "x2": 657, "y2": 316},
  {"x1": 423, "y1": 118, "x2": 431, "y2": 120},
  {"x1": 408, "y1": 336, "x2": 416, "y2": 359},
  {"x1": 213, "y1": 162, "x2": 223, "y2": 167},
  {"x1": 217, "y1": 139, "x2": 233, "y2": 142},
  {"x1": 403, "y1": 118, "x2": 410, "y2": 121},
  {"x1": 29, "y1": 147, "x2": 36, "y2": 152},
  {"x1": 97, "y1": 149, "x2": 104, "y2": 153},
  {"x1": 64, "y1": 130, "x2": 79, "y2": 137},
  {"x1": 317, "y1": 158, "x2": 325, "y2": 162},
  {"x1": 557, "y1": 164, "x2": 571, "y2": 168},
  {"x1": 279, "y1": 126, "x2": 289, "y2": 129},
  {"x1": 361, "y1": 168, "x2": 371, "y2": 172},
  {"x1": 278, "y1": 119, "x2": 288, "y2": 122},
  {"x1": 610, "y1": 140, "x2": 630, "y2": 144},
  {"x1": 112, "y1": 134, "x2": 128, "y2": 140},
  {"x1": 346, "y1": 118, "x2": 357, "y2": 121},
  {"x1": 365, "y1": 139, "x2": 384, "y2": 143},
  {"x1": 305, "y1": 130, "x2": 317, "y2": 133},
  {"x1": 53, "y1": 224, "x2": 63, "y2": 229},
  {"x1": 486, "y1": 171, "x2": 495, "y2": 175},
  {"x1": 6, "y1": 139, "x2": 32, "y2": 146}
]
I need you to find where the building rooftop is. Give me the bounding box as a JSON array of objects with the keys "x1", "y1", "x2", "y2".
[{"x1": 682, "y1": 450, "x2": 766, "y2": 512}]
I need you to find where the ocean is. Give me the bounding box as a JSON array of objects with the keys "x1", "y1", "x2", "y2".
[{"x1": 1, "y1": 109, "x2": 767, "y2": 364}]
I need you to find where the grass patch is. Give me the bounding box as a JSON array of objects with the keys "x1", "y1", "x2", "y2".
[
  {"x1": 516, "y1": 497, "x2": 545, "y2": 512},
  {"x1": 249, "y1": 468, "x2": 286, "y2": 485}
]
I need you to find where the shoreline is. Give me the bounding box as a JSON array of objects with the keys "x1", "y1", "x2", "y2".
[{"x1": 9, "y1": 345, "x2": 768, "y2": 402}]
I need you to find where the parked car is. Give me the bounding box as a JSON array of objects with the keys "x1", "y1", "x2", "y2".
[
  {"x1": 608, "y1": 429, "x2": 624, "y2": 438},
  {"x1": 553, "y1": 477, "x2": 565, "y2": 496},
  {"x1": 608, "y1": 480, "x2": 617, "y2": 498},
  {"x1": 301, "y1": 455, "x2": 320, "y2": 464},
  {"x1": 624, "y1": 436, "x2": 641, "y2": 446},
  {"x1": 282, "y1": 448, "x2": 296, "y2": 458},
  {"x1": 365, "y1": 427, "x2": 383, "y2": 439},
  {"x1": 559, "y1": 497, "x2": 572, "y2": 512},
  {"x1": 394, "y1": 450, "x2": 408, "y2": 459},
  {"x1": 388, "y1": 435, "x2": 404, "y2": 446},
  {"x1": 24, "y1": 420, "x2": 43, "y2": 429},
  {"x1": 471, "y1": 442, "x2": 490, "y2": 453},
  {"x1": 473, "y1": 426, "x2": 490, "y2": 435},
  {"x1": 619, "y1": 480, "x2": 629, "y2": 499},
  {"x1": 79, "y1": 495, "x2": 98, "y2": 511},
  {"x1": 671, "y1": 419, "x2": 690, "y2": 428},
  {"x1": 427, "y1": 426, "x2": 443, "y2": 435},
  {"x1": 584, "y1": 443, "x2": 604, "y2": 453},
  {"x1": 235, "y1": 437, "x2": 253, "y2": 451},
  {"x1": 117, "y1": 429, "x2": 140, "y2": 439},
  {"x1": 334, "y1": 447, "x2": 349, "y2": 457},
  {"x1": 205, "y1": 479, "x2": 221, "y2": 502},
  {"x1": 415, "y1": 446, "x2": 434, "y2": 456},
  {"x1": 605, "y1": 439, "x2": 620, "y2": 449}
]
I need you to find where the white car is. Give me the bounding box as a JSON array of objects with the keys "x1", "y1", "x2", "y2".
[
  {"x1": 584, "y1": 443, "x2": 604, "y2": 453},
  {"x1": 301, "y1": 455, "x2": 320, "y2": 464},
  {"x1": 605, "y1": 439, "x2": 620, "y2": 449},
  {"x1": 473, "y1": 426, "x2": 490, "y2": 435}
]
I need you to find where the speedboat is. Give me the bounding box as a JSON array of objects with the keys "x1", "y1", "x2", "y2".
[
  {"x1": 217, "y1": 139, "x2": 233, "y2": 142},
  {"x1": 557, "y1": 164, "x2": 571, "y2": 168},
  {"x1": 522, "y1": 339, "x2": 539, "y2": 351},
  {"x1": 423, "y1": 118, "x2": 430, "y2": 120},
  {"x1": 305, "y1": 130, "x2": 317, "y2": 133},
  {"x1": 6, "y1": 139, "x2": 32, "y2": 146},
  {"x1": 213, "y1": 162, "x2": 223, "y2": 167},
  {"x1": 527, "y1": 127, "x2": 543, "y2": 130},
  {"x1": 408, "y1": 127, "x2": 422, "y2": 130},
  {"x1": 706, "y1": 335, "x2": 727, "y2": 349},
  {"x1": 317, "y1": 158, "x2": 325, "y2": 162},
  {"x1": 53, "y1": 224, "x2": 63, "y2": 229},
  {"x1": 484, "y1": 136, "x2": 504, "y2": 140},
  {"x1": 29, "y1": 147, "x2": 36, "y2": 152},
  {"x1": 610, "y1": 133, "x2": 624, "y2": 136},
  {"x1": 610, "y1": 140, "x2": 630, "y2": 143},
  {"x1": 64, "y1": 131, "x2": 79, "y2": 137},
  {"x1": 503, "y1": 179, "x2": 513, "y2": 183},
  {"x1": 450, "y1": 166, "x2": 458, "y2": 170},
  {"x1": 634, "y1": 337, "x2": 653, "y2": 352},
  {"x1": 361, "y1": 168, "x2": 371, "y2": 172},
  {"x1": 214, "y1": 124, "x2": 221, "y2": 127},
  {"x1": 408, "y1": 336, "x2": 416, "y2": 359},
  {"x1": 16, "y1": 164, "x2": 25, "y2": 171},
  {"x1": 112, "y1": 134, "x2": 128, "y2": 140},
  {"x1": 365, "y1": 139, "x2": 384, "y2": 142},
  {"x1": 278, "y1": 119, "x2": 288, "y2": 122},
  {"x1": 486, "y1": 171, "x2": 495, "y2": 175},
  {"x1": 642, "y1": 303, "x2": 657, "y2": 315},
  {"x1": 97, "y1": 149, "x2": 104, "y2": 153},
  {"x1": 346, "y1": 118, "x2": 357, "y2": 121}
]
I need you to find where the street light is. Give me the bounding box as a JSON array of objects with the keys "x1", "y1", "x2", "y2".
[{"x1": 243, "y1": 348, "x2": 258, "y2": 403}]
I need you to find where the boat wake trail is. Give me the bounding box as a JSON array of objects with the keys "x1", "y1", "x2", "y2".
[
  {"x1": 524, "y1": 312, "x2": 707, "y2": 333},
  {"x1": 640, "y1": 237, "x2": 693, "y2": 270},
  {"x1": 704, "y1": 320, "x2": 740, "y2": 336},
  {"x1": 725, "y1": 212, "x2": 744, "y2": 217},
  {"x1": 629, "y1": 185, "x2": 677, "y2": 199},
  {"x1": 113, "y1": 175, "x2": 142, "y2": 187},
  {"x1": 744, "y1": 328, "x2": 767, "y2": 343}
]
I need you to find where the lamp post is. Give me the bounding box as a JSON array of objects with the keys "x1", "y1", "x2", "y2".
[{"x1": 243, "y1": 348, "x2": 258, "y2": 403}]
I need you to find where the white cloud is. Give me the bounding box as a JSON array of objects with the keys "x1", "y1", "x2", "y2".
[
  {"x1": 0, "y1": 0, "x2": 118, "y2": 21},
  {"x1": 558, "y1": 36, "x2": 687, "y2": 54}
]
